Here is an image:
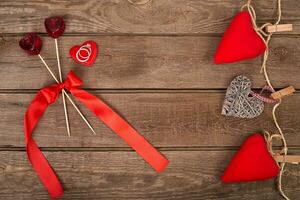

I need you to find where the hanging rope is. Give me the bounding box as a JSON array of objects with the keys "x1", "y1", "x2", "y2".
[{"x1": 242, "y1": 0, "x2": 290, "y2": 199}]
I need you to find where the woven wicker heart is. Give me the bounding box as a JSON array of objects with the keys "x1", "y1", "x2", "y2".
[{"x1": 222, "y1": 75, "x2": 264, "y2": 118}]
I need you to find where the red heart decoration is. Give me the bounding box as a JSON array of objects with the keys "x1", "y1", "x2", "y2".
[
  {"x1": 214, "y1": 11, "x2": 266, "y2": 64},
  {"x1": 69, "y1": 41, "x2": 98, "y2": 67},
  {"x1": 221, "y1": 133, "x2": 279, "y2": 183},
  {"x1": 44, "y1": 16, "x2": 65, "y2": 38}
]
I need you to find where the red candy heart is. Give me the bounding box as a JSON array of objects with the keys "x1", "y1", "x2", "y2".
[
  {"x1": 214, "y1": 11, "x2": 266, "y2": 64},
  {"x1": 222, "y1": 133, "x2": 279, "y2": 183},
  {"x1": 44, "y1": 16, "x2": 65, "y2": 38},
  {"x1": 19, "y1": 33, "x2": 43, "y2": 55},
  {"x1": 69, "y1": 41, "x2": 98, "y2": 67}
]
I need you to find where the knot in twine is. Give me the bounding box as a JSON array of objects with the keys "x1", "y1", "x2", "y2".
[{"x1": 264, "y1": 130, "x2": 289, "y2": 200}]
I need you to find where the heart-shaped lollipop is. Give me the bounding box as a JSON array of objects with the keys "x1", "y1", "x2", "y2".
[
  {"x1": 44, "y1": 16, "x2": 65, "y2": 38},
  {"x1": 19, "y1": 33, "x2": 43, "y2": 55},
  {"x1": 44, "y1": 16, "x2": 71, "y2": 137}
]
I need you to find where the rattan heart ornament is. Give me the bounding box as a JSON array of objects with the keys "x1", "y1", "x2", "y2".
[{"x1": 222, "y1": 75, "x2": 264, "y2": 118}]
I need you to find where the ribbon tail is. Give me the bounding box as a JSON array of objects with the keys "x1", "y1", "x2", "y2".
[
  {"x1": 70, "y1": 88, "x2": 169, "y2": 172},
  {"x1": 24, "y1": 90, "x2": 64, "y2": 198}
]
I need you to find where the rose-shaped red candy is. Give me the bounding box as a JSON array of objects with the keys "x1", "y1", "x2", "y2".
[
  {"x1": 44, "y1": 16, "x2": 65, "y2": 38},
  {"x1": 19, "y1": 33, "x2": 42, "y2": 55}
]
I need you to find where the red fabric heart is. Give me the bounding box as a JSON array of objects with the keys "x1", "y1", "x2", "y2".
[
  {"x1": 69, "y1": 41, "x2": 98, "y2": 67},
  {"x1": 214, "y1": 11, "x2": 266, "y2": 64},
  {"x1": 221, "y1": 133, "x2": 279, "y2": 183}
]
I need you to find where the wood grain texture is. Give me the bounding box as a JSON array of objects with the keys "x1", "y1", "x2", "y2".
[
  {"x1": 0, "y1": 0, "x2": 300, "y2": 35},
  {"x1": 1, "y1": 35, "x2": 299, "y2": 89},
  {"x1": 0, "y1": 150, "x2": 300, "y2": 200},
  {"x1": 1, "y1": 0, "x2": 300, "y2": 199},
  {"x1": 1, "y1": 92, "x2": 299, "y2": 148}
]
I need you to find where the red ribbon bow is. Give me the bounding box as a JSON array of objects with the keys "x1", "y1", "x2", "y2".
[{"x1": 25, "y1": 71, "x2": 169, "y2": 198}]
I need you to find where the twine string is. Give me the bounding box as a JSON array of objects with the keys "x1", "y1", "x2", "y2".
[{"x1": 242, "y1": 0, "x2": 290, "y2": 199}]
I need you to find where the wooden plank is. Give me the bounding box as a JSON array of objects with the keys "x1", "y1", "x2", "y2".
[
  {"x1": 0, "y1": 0, "x2": 300, "y2": 35},
  {"x1": 1, "y1": 35, "x2": 300, "y2": 89},
  {"x1": 1, "y1": 92, "x2": 299, "y2": 148},
  {"x1": 0, "y1": 150, "x2": 299, "y2": 199}
]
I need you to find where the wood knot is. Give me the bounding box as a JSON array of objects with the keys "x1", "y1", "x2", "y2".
[
  {"x1": 0, "y1": 164, "x2": 6, "y2": 173},
  {"x1": 0, "y1": 34, "x2": 9, "y2": 46},
  {"x1": 127, "y1": 0, "x2": 152, "y2": 5},
  {"x1": 272, "y1": 46, "x2": 288, "y2": 60}
]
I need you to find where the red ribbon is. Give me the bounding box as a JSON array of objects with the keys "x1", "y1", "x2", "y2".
[
  {"x1": 250, "y1": 85, "x2": 278, "y2": 104},
  {"x1": 24, "y1": 71, "x2": 169, "y2": 198}
]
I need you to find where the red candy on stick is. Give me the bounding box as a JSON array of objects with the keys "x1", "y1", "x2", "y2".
[
  {"x1": 19, "y1": 33, "x2": 42, "y2": 55},
  {"x1": 45, "y1": 16, "x2": 72, "y2": 137},
  {"x1": 44, "y1": 16, "x2": 65, "y2": 38}
]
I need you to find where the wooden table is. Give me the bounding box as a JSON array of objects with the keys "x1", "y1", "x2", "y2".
[{"x1": 0, "y1": 0, "x2": 300, "y2": 199}]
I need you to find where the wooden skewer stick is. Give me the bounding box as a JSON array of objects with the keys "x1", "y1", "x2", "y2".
[
  {"x1": 274, "y1": 155, "x2": 300, "y2": 164},
  {"x1": 55, "y1": 38, "x2": 71, "y2": 137},
  {"x1": 38, "y1": 54, "x2": 96, "y2": 135}
]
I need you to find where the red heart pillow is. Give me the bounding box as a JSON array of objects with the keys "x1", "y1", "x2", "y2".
[
  {"x1": 70, "y1": 40, "x2": 98, "y2": 67},
  {"x1": 214, "y1": 11, "x2": 266, "y2": 64},
  {"x1": 221, "y1": 133, "x2": 279, "y2": 183}
]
